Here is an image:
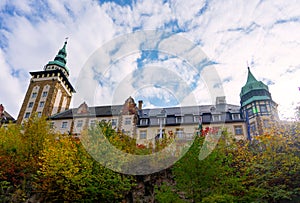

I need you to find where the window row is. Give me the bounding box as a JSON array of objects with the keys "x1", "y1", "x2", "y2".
[
  {"x1": 139, "y1": 114, "x2": 241, "y2": 125},
  {"x1": 24, "y1": 112, "x2": 42, "y2": 118},
  {"x1": 247, "y1": 104, "x2": 268, "y2": 117},
  {"x1": 139, "y1": 129, "x2": 196, "y2": 140},
  {"x1": 60, "y1": 119, "x2": 119, "y2": 129},
  {"x1": 31, "y1": 91, "x2": 48, "y2": 98},
  {"x1": 28, "y1": 101, "x2": 45, "y2": 108}
]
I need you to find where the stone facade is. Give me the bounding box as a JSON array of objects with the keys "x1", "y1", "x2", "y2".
[{"x1": 17, "y1": 41, "x2": 75, "y2": 124}]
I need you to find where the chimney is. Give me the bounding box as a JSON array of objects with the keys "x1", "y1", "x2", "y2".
[
  {"x1": 138, "y1": 100, "x2": 143, "y2": 110},
  {"x1": 215, "y1": 96, "x2": 226, "y2": 111},
  {"x1": 216, "y1": 96, "x2": 226, "y2": 105}
]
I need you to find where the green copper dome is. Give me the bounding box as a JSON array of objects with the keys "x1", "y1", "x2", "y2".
[
  {"x1": 240, "y1": 67, "x2": 269, "y2": 97},
  {"x1": 47, "y1": 40, "x2": 69, "y2": 73},
  {"x1": 240, "y1": 67, "x2": 271, "y2": 106}
]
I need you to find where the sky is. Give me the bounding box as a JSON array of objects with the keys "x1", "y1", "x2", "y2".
[{"x1": 0, "y1": 0, "x2": 300, "y2": 120}]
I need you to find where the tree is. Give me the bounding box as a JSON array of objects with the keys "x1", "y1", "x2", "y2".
[
  {"x1": 0, "y1": 115, "x2": 56, "y2": 202},
  {"x1": 168, "y1": 129, "x2": 242, "y2": 202},
  {"x1": 36, "y1": 130, "x2": 135, "y2": 202}
]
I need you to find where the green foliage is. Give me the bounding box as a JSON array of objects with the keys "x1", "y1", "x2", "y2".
[
  {"x1": 201, "y1": 194, "x2": 235, "y2": 203},
  {"x1": 36, "y1": 135, "x2": 134, "y2": 202},
  {"x1": 154, "y1": 127, "x2": 300, "y2": 202},
  {"x1": 0, "y1": 117, "x2": 135, "y2": 202},
  {"x1": 155, "y1": 183, "x2": 186, "y2": 203},
  {"x1": 170, "y1": 130, "x2": 243, "y2": 202},
  {"x1": 1, "y1": 116, "x2": 299, "y2": 202},
  {"x1": 0, "y1": 115, "x2": 55, "y2": 202}
]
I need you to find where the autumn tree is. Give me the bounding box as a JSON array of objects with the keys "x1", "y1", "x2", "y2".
[{"x1": 0, "y1": 115, "x2": 56, "y2": 202}]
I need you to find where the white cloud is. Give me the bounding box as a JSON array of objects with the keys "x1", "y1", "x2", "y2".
[
  {"x1": 1, "y1": 0, "x2": 300, "y2": 120},
  {"x1": 0, "y1": 49, "x2": 24, "y2": 117}
]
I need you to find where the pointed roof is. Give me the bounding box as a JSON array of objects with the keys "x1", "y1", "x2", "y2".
[
  {"x1": 240, "y1": 67, "x2": 271, "y2": 106},
  {"x1": 245, "y1": 67, "x2": 258, "y2": 84},
  {"x1": 46, "y1": 40, "x2": 69, "y2": 74}
]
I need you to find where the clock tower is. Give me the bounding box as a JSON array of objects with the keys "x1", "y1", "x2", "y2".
[
  {"x1": 17, "y1": 40, "x2": 75, "y2": 124},
  {"x1": 240, "y1": 67, "x2": 278, "y2": 139}
]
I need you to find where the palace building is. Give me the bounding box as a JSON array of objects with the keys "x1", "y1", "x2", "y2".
[{"x1": 16, "y1": 40, "x2": 279, "y2": 142}]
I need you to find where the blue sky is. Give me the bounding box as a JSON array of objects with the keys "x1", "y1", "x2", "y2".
[{"x1": 0, "y1": 0, "x2": 300, "y2": 120}]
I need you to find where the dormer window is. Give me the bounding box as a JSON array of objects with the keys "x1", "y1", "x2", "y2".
[
  {"x1": 176, "y1": 117, "x2": 183, "y2": 124},
  {"x1": 212, "y1": 115, "x2": 221, "y2": 122},
  {"x1": 157, "y1": 118, "x2": 166, "y2": 125},
  {"x1": 232, "y1": 114, "x2": 241, "y2": 120},
  {"x1": 140, "y1": 119, "x2": 148, "y2": 125}
]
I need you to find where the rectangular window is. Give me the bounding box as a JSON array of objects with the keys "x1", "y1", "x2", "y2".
[
  {"x1": 76, "y1": 120, "x2": 83, "y2": 128},
  {"x1": 111, "y1": 119, "x2": 117, "y2": 126},
  {"x1": 194, "y1": 116, "x2": 200, "y2": 123},
  {"x1": 37, "y1": 112, "x2": 42, "y2": 117},
  {"x1": 28, "y1": 102, "x2": 34, "y2": 108},
  {"x1": 125, "y1": 118, "x2": 131, "y2": 125},
  {"x1": 49, "y1": 122, "x2": 54, "y2": 129},
  {"x1": 176, "y1": 117, "x2": 183, "y2": 124},
  {"x1": 140, "y1": 131, "x2": 147, "y2": 139},
  {"x1": 62, "y1": 121, "x2": 68, "y2": 129},
  {"x1": 232, "y1": 114, "x2": 241, "y2": 120},
  {"x1": 39, "y1": 101, "x2": 45, "y2": 108},
  {"x1": 247, "y1": 108, "x2": 253, "y2": 117},
  {"x1": 157, "y1": 129, "x2": 165, "y2": 138},
  {"x1": 32, "y1": 92, "x2": 37, "y2": 98},
  {"x1": 260, "y1": 105, "x2": 267, "y2": 113},
  {"x1": 175, "y1": 128, "x2": 184, "y2": 138},
  {"x1": 24, "y1": 112, "x2": 30, "y2": 118},
  {"x1": 140, "y1": 119, "x2": 148, "y2": 125},
  {"x1": 42, "y1": 91, "x2": 48, "y2": 97},
  {"x1": 234, "y1": 126, "x2": 243, "y2": 135},
  {"x1": 212, "y1": 115, "x2": 221, "y2": 121},
  {"x1": 157, "y1": 118, "x2": 166, "y2": 125},
  {"x1": 90, "y1": 120, "x2": 96, "y2": 127}
]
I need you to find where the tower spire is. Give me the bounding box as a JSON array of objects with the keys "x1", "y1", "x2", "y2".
[
  {"x1": 246, "y1": 66, "x2": 258, "y2": 85},
  {"x1": 45, "y1": 39, "x2": 70, "y2": 76}
]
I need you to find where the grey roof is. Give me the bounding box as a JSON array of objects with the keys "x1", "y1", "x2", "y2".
[
  {"x1": 137, "y1": 104, "x2": 243, "y2": 126},
  {"x1": 138, "y1": 104, "x2": 241, "y2": 117},
  {"x1": 50, "y1": 103, "x2": 243, "y2": 126},
  {"x1": 50, "y1": 105, "x2": 123, "y2": 119}
]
